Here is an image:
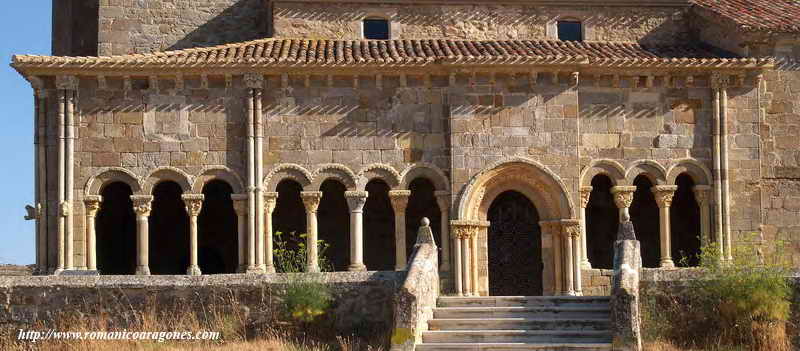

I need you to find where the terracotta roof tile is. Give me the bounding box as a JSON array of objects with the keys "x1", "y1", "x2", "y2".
[
  {"x1": 692, "y1": 0, "x2": 800, "y2": 33},
  {"x1": 12, "y1": 38, "x2": 771, "y2": 70}
]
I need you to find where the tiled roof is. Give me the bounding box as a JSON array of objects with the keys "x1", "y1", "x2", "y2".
[
  {"x1": 12, "y1": 38, "x2": 772, "y2": 71},
  {"x1": 692, "y1": 0, "x2": 800, "y2": 33}
]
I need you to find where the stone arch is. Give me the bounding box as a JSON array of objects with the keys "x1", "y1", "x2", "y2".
[
  {"x1": 625, "y1": 160, "x2": 667, "y2": 186},
  {"x1": 666, "y1": 159, "x2": 712, "y2": 186},
  {"x1": 580, "y1": 159, "x2": 627, "y2": 187},
  {"x1": 458, "y1": 157, "x2": 574, "y2": 221},
  {"x1": 400, "y1": 163, "x2": 450, "y2": 191},
  {"x1": 357, "y1": 163, "x2": 401, "y2": 190},
  {"x1": 143, "y1": 167, "x2": 193, "y2": 194},
  {"x1": 192, "y1": 166, "x2": 245, "y2": 194},
  {"x1": 311, "y1": 164, "x2": 358, "y2": 190},
  {"x1": 85, "y1": 167, "x2": 143, "y2": 196},
  {"x1": 264, "y1": 164, "x2": 313, "y2": 191}
]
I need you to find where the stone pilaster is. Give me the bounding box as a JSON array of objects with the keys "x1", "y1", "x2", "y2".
[
  {"x1": 345, "y1": 191, "x2": 369, "y2": 271},
  {"x1": 693, "y1": 185, "x2": 713, "y2": 247},
  {"x1": 301, "y1": 191, "x2": 323, "y2": 273},
  {"x1": 389, "y1": 190, "x2": 411, "y2": 271},
  {"x1": 539, "y1": 220, "x2": 562, "y2": 295},
  {"x1": 579, "y1": 186, "x2": 593, "y2": 269},
  {"x1": 131, "y1": 195, "x2": 153, "y2": 276},
  {"x1": 231, "y1": 194, "x2": 248, "y2": 273},
  {"x1": 83, "y1": 196, "x2": 102, "y2": 272},
  {"x1": 264, "y1": 192, "x2": 278, "y2": 273},
  {"x1": 652, "y1": 185, "x2": 678, "y2": 268},
  {"x1": 435, "y1": 191, "x2": 452, "y2": 273},
  {"x1": 182, "y1": 194, "x2": 204, "y2": 276}
]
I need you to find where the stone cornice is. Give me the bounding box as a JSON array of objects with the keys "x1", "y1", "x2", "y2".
[{"x1": 274, "y1": 0, "x2": 691, "y2": 7}]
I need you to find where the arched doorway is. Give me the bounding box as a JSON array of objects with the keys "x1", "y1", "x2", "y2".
[
  {"x1": 96, "y1": 182, "x2": 137, "y2": 275},
  {"x1": 317, "y1": 179, "x2": 350, "y2": 271},
  {"x1": 671, "y1": 174, "x2": 702, "y2": 266},
  {"x1": 363, "y1": 179, "x2": 395, "y2": 271},
  {"x1": 149, "y1": 181, "x2": 190, "y2": 275},
  {"x1": 487, "y1": 191, "x2": 543, "y2": 296},
  {"x1": 198, "y1": 180, "x2": 237, "y2": 274},
  {"x1": 630, "y1": 176, "x2": 661, "y2": 268}
]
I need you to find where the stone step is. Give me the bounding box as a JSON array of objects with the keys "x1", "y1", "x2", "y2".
[
  {"x1": 422, "y1": 329, "x2": 612, "y2": 344},
  {"x1": 434, "y1": 306, "x2": 610, "y2": 319},
  {"x1": 415, "y1": 342, "x2": 613, "y2": 351},
  {"x1": 428, "y1": 318, "x2": 611, "y2": 331},
  {"x1": 438, "y1": 296, "x2": 610, "y2": 308}
]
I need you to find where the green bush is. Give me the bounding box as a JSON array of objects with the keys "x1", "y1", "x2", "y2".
[
  {"x1": 273, "y1": 231, "x2": 334, "y2": 273},
  {"x1": 273, "y1": 231, "x2": 334, "y2": 324}
]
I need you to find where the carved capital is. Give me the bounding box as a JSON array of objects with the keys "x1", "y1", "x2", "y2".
[
  {"x1": 693, "y1": 185, "x2": 712, "y2": 205},
  {"x1": 580, "y1": 186, "x2": 593, "y2": 208},
  {"x1": 24, "y1": 204, "x2": 42, "y2": 221},
  {"x1": 84, "y1": 195, "x2": 103, "y2": 218},
  {"x1": 230, "y1": 194, "x2": 248, "y2": 216},
  {"x1": 56, "y1": 75, "x2": 78, "y2": 90},
  {"x1": 651, "y1": 185, "x2": 678, "y2": 208},
  {"x1": 450, "y1": 219, "x2": 488, "y2": 240},
  {"x1": 131, "y1": 195, "x2": 153, "y2": 217},
  {"x1": 389, "y1": 190, "x2": 411, "y2": 213},
  {"x1": 244, "y1": 73, "x2": 265, "y2": 89},
  {"x1": 570, "y1": 71, "x2": 579, "y2": 87},
  {"x1": 59, "y1": 201, "x2": 72, "y2": 217},
  {"x1": 538, "y1": 220, "x2": 562, "y2": 236},
  {"x1": 264, "y1": 192, "x2": 279, "y2": 213},
  {"x1": 561, "y1": 219, "x2": 581, "y2": 239},
  {"x1": 345, "y1": 191, "x2": 369, "y2": 212},
  {"x1": 301, "y1": 191, "x2": 323, "y2": 213},
  {"x1": 181, "y1": 194, "x2": 205, "y2": 217},
  {"x1": 610, "y1": 186, "x2": 636, "y2": 209},
  {"x1": 710, "y1": 72, "x2": 729, "y2": 90}
]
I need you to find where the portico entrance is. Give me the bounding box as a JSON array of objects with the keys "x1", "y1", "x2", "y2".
[{"x1": 487, "y1": 191, "x2": 543, "y2": 296}]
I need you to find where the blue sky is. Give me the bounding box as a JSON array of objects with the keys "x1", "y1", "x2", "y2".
[{"x1": 0, "y1": 2, "x2": 51, "y2": 264}]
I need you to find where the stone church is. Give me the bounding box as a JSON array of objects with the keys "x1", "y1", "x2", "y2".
[{"x1": 11, "y1": 0, "x2": 800, "y2": 297}]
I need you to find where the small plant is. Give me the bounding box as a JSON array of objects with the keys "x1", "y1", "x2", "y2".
[
  {"x1": 273, "y1": 231, "x2": 333, "y2": 273},
  {"x1": 272, "y1": 231, "x2": 334, "y2": 325}
]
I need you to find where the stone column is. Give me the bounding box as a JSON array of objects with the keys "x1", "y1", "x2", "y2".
[
  {"x1": 59, "y1": 76, "x2": 78, "y2": 272},
  {"x1": 435, "y1": 191, "x2": 452, "y2": 273},
  {"x1": 471, "y1": 223, "x2": 485, "y2": 296},
  {"x1": 560, "y1": 220, "x2": 576, "y2": 296},
  {"x1": 182, "y1": 194, "x2": 204, "y2": 276},
  {"x1": 579, "y1": 186, "x2": 593, "y2": 269},
  {"x1": 652, "y1": 185, "x2": 677, "y2": 268},
  {"x1": 611, "y1": 186, "x2": 637, "y2": 222},
  {"x1": 693, "y1": 185, "x2": 713, "y2": 246},
  {"x1": 451, "y1": 220, "x2": 477, "y2": 296},
  {"x1": 264, "y1": 192, "x2": 278, "y2": 273},
  {"x1": 55, "y1": 86, "x2": 66, "y2": 274},
  {"x1": 244, "y1": 82, "x2": 257, "y2": 273},
  {"x1": 301, "y1": 191, "x2": 322, "y2": 273},
  {"x1": 564, "y1": 220, "x2": 582, "y2": 296},
  {"x1": 389, "y1": 190, "x2": 411, "y2": 271},
  {"x1": 131, "y1": 195, "x2": 153, "y2": 275},
  {"x1": 453, "y1": 229, "x2": 464, "y2": 296},
  {"x1": 231, "y1": 194, "x2": 248, "y2": 273},
  {"x1": 345, "y1": 191, "x2": 368, "y2": 271},
  {"x1": 83, "y1": 196, "x2": 102, "y2": 272},
  {"x1": 711, "y1": 72, "x2": 732, "y2": 261}
]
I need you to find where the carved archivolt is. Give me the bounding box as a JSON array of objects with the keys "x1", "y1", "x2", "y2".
[
  {"x1": 143, "y1": 166, "x2": 194, "y2": 194},
  {"x1": 264, "y1": 163, "x2": 313, "y2": 191},
  {"x1": 192, "y1": 166, "x2": 245, "y2": 194},
  {"x1": 400, "y1": 162, "x2": 450, "y2": 191},
  {"x1": 625, "y1": 160, "x2": 667, "y2": 185},
  {"x1": 456, "y1": 157, "x2": 574, "y2": 221},
  {"x1": 85, "y1": 167, "x2": 144, "y2": 196},
  {"x1": 311, "y1": 163, "x2": 358, "y2": 190},
  {"x1": 357, "y1": 163, "x2": 401, "y2": 190},
  {"x1": 666, "y1": 158, "x2": 712, "y2": 186},
  {"x1": 580, "y1": 159, "x2": 627, "y2": 186}
]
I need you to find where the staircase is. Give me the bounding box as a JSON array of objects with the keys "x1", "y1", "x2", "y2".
[{"x1": 417, "y1": 296, "x2": 613, "y2": 351}]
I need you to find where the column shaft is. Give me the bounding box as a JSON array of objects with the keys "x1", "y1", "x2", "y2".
[
  {"x1": 389, "y1": 190, "x2": 410, "y2": 271},
  {"x1": 720, "y1": 87, "x2": 733, "y2": 261},
  {"x1": 453, "y1": 234, "x2": 463, "y2": 296},
  {"x1": 84, "y1": 196, "x2": 101, "y2": 271},
  {"x1": 435, "y1": 192, "x2": 452, "y2": 272},
  {"x1": 255, "y1": 88, "x2": 265, "y2": 271},
  {"x1": 461, "y1": 235, "x2": 471, "y2": 296},
  {"x1": 653, "y1": 186, "x2": 677, "y2": 268},
  {"x1": 265, "y1": 192, "x2": 278, "y2": 273},
  {"x1": 563, "y1": 228, "x2": 575, "y2": 296},
  {"x1": 694, "y1": 186, "x2": 712, "y2": 246},
  {"x1": 346, "y1": 191, "x2": 368, "y2": 271},
  {"x1": 471, "y1": 229, "x2": 479, "y2": 296},
  {"x1": 231, "y1": 194, "x2": 248, "y2": 273},
  {"x1": 132, "y1": 195, "x2": 152, "y2": 275},
  {"x1": 65, "y1": 90, "x2": 76, "y2": 271},
  {"x1": 579, "y1": 187, "x2": 592, "y2": 269},
  {"x1": 56, "y1": 89, "x2": 66, "y2": 274},
  {"x1": 183, "y1": 194, "x2": 204, "y2": 276},
  {"x1": 573, "y1": 234, "x2": 582, "y2": 295},
  {"x1": 553, "y1": 225, "x2": 563, "y2": 294},
  {"x1": 246, "y1": 88, "x2": 257, "y2": 272},
  {"x1": 301, "y1": 192, "x2": 322, "y2": 272}
]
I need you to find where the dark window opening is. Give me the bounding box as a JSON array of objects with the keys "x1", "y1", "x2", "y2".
[
  {"x1": 364, "y1": 19, "x2": 390, "y2": 40},
  {"x1": 558, "y1": 21, "x2": 583, "y2": 42}
]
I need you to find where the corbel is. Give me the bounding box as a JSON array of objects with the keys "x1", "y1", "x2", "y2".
[
  {"x1": 400, "y1": 74, "x2": 408, "y2": 88},
  {"x1": 424, "y1": 74, "x2": 432, "y2": 89},
  {"x1": 594, "y1": 74, "x2": 601, "y2": 87},
  {"x1": 175, "y1": 74, "x2": 184, "y2": 91},
  {"x1": 353, "y1": 75, "x2": 359, "y2": 89},
  {"x1": 685, "y1": 75, "x2": 694, "y2": 88},
  {"x1": 123, "y1": 76, "x2": 132, "y2": 91},
  {"x1": 327, "y1": 74, "x2": 334, "y2": 88},
  {"x1": 449, "y1": 73, "x2": 457, "y2": 87},
  {"x1": 200, "y1": 74, "x2": 209, "y2": 89},
  {"x1": 646, "y1": 75, "x2": 654, "y2": 88},
  {"x1": 468, "y1": 72, "x2": 476, "y2": 88},
  {"x1": 281, "y1": 73, "x2": 289, "y2": 89},
  {"x1": 755, "y1": 73, "x2": 764, "y2": 87},
  {"x1": 304, "y1": 75, "x2": 310, "y2": 89},
  {"x1": 736, "y1": 73, "x2": 745, "y2": 87},
  {"x1": 97, "y1": 76, "x2": 107, "y2": 90},
  {"x1": 551, "y1": 71, "x2": 559, "y2": 85},
  {"x1": 612, "y1": 75, "x2": 620, "y2": 88},
  {"x1": 148, "y1": 76, "x2": 159, "y2": 92},
  {"x1": 488, "y1": 72, "x2": 496, "y2": 86},
  {"x1": 225, "y1": 74, "x2": 233, "y2": 90},
  {"x1": 529, "y1": 71, "x2": 538, "y2": 87},
  {"x1": 631, "y1": 75, "x2": 640, "y2": 89},
  {"x1": 570, "y1": 71, "x2": 579, "y2": 87},
  {"x1": 376, "y1": 74, "x2": 383, "y2": 90}
]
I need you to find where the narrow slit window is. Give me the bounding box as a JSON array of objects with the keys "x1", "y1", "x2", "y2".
[
  {"x1": 558, "y1": 21, "x2": 583, "y2": 41},
  {"x1": 364, "y1": 19, "x2": 390, "y2": 40}
]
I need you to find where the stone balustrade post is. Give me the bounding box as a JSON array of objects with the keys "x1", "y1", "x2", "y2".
[
  {"x1": 389, "y1": 190, "x2": 411, "y2": 271},
  {"x1": 652, "y1": 185, "x2": 678, "y2": 268},
  {"x1": 345, "y1": 191, "x2": 369, "y2": 271},
  {"x1": 301, "y1": 191, "x2": 323, "y2": 273},
  {"x1": 83, "y1": 196, "x2": 102, "y2": 272},
  {"x1": 579, "y1": 186, "x2": 593, "y2": 269},
  {"x1": 231, "y1": 194, "x2": 248, "y2": 273},
  {"x1": 264, "y1": 192, "x2": 278, "y2": 273},
  {"x1": 182, "y1": 194, "x2": 204, "y2": 276},
  {"x1": 131, "y1": 195, "x2": 153, "y2": 275}
]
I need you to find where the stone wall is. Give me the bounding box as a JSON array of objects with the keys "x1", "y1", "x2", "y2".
[
  {"x1": 272, "y1": 2, "x2": 690, "y2": 45},
  {"x1": 0, "y1": 272, "x2": 403, "y2": 333}
]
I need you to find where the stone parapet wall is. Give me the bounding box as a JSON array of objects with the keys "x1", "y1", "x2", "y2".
[{"x1": 0, "y1": 272, "x2": 404, "y2": 332}]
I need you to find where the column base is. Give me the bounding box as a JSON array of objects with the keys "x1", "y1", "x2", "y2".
[
  {"x1": 265, "y1": 265, "x2": 276, "y2": 274},
  {"x1": 186, "y1": 265, "x2": 202, "y2": 276},
  {"x1": 395, "y1": 265, "x2": 406, "y2": 271},
  {"x1": 580, "y1": 261, "x2": 592, "y2": 270},
  {"x1": 348, "y1": 263, "x2": 367, "y2": 272},
  {"x1": 53, "y1": 268, "x2": 65, "y2": 275},
  {"x1": 246, "y1": 266, "x2": 266, "y2": 274},
  {"x1": 56, "y1": 270, "x2": 99, "y2": 276},
  {"x1": 236, "y1": 265, "x2": 247, "y2": 273},
  {"x1": 135, "y1": 266, "x2": 151, "y2": 276},
  {"x1": 306, "y1": 265, "x2": 320, "y2": 273},
  {"x1": 660, "y1": 259, "x2": 675, "y2": 268}
]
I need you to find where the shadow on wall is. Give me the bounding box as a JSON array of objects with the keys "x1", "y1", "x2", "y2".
[{"x1": 167, "y1": 0, "x2": 268, "y2": 51}]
